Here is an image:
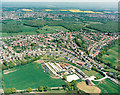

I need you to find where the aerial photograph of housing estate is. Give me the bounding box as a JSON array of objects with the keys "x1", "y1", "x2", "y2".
[{"x1": 0, "y1": 0, "x2": 119, "y2": 94}]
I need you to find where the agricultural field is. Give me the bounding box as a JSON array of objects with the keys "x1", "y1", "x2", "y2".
[
  {"x1": 93, "y1": 79, "x2": 119, "y2": 93},
  {"x1": 101, "y1": 44, "x2": 118, "y2": 67},
  {"x1": 3, "y1": 63, "x2": 65, "y2": 90},
  {"x1": 82, "y1": 70, "x2": 104, "y2": 79}
]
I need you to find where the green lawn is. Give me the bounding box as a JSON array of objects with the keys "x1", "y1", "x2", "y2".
[
  {"x1": 46, "y1": 26, "x2": 69, "y2": 32},
  {"x1": 102, "y1": 44, "x2": 118, "y2": 67},
  {"x1": 1, "y1": 32, "x2": 37, "y2": 37},
  {"x1": 3, "y1": 63, "x2": 65, "y2": 90},
  {"x1": 82, "y1": 70, "x2": 104, "y2": 79},
  {"x1": 46, "y1": 90, "x2": 66, "y2": 93},
  {"x1": 20, "y1": 24, "x2": 37, "y2": 33},
  {"x1": 37, "y1": 26, "x2": 69, "y2": 34},
  {"x1": 93, "y1": 78, "x2": 119, "y2": 93}
]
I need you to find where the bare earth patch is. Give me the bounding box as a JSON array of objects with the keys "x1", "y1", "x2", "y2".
[
  {"x1": 35, "y1": 59, "x2": 44, "y2": 64},
  {"x1": 4, "y1": 70, "x2": 17, "y2": 74},
  {"x1": 50, "y1": 75, "x2": 60, "y2": 79},
  {"x1": 77, "y1": 81, "x2": 101, "y2": 94}
]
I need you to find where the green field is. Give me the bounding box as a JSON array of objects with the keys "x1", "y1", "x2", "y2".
[
  {"x1": 20, "y1": 24, "x2": 37, "y2": 33},
  {"x1": 45, "y1": 26, "x2": 69, "y2": 31},
  {"x1": 1, "y1": 25, "x2": 69, "y2": 37},
  {"x1": 82, "y1": 70, "x2": 104, "y2": 79},
  {"x1": 93, "y1": 78, "x2": 119, "y2": 93},
  {"x1": 1, "y1": 24, "x2": 38, "y2": 37},
  {"x1": 102, "y1": 44, "x2": 118, "y2": 67},
  {"x1": 87, "y1": 22, "x2": 118, "y2": 33},
  {"x1": 37, "y1": 26, "x2": 69, "y2": 34},
  {"x1": 1, "y1": 32, "x2": 37, "y2": 37},
  {"x1": 3, "y1": 63, "x2": 65, "y2": 90}
]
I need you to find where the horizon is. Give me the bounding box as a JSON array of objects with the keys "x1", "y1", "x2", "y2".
[{"x1": 2, "y1": 0, "x2": 119, "y2": 2}]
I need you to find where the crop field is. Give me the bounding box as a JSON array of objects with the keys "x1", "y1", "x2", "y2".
[
  {"x1": 3, "y1": 63, "x2": 65, "y2": 90},
  {"x1": 102, "y1": 44, "x2": 118, "y2": 67},
  {"x1": 93, "y1": 79, "x2": 119, "y2": 93},
  {"x1": 82, "y1": 70, "x2": 104, "y2": 79}
]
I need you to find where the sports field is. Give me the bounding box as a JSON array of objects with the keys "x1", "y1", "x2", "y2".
[
  {"x1": 3, "y1": 63, "x2": 65, "y2": 90},
  {"x1": 93, "y1": 78, "x2": 119, "y2": 93},
  {"x1": 102, "y1": 44, "x2": 118, "y2": 67}
]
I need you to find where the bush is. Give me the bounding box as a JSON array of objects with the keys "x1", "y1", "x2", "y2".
[
  {"x1": 27, "y1": 87, "x2": 32, "y2": 92},
  {"x1": 4, "y1": 88, "x2": 12, "y2": 94}
]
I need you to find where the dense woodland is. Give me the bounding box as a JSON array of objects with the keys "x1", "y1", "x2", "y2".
[
  {"x1": 86, "y1": 22, "x2": 118, "y2": 33},
  {"x1": 2, "y1": 23, "x2": 22, "y2": 33}
]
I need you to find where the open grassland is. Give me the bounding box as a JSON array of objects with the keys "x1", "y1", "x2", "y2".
[
  {"x1": 93, "y1": 79, "x2": 119, "y2": 93},
  {"x1": 3, "y1": 63, "x2": 65, "y2": 90},
  {"x1": 77, "y1": 81, "x2": 101, "y2": 93},
  {"x1": 37, "y1": 26, "x2": 69, "y2": 34},
  {"x1": 102, "y1": 44, "x2": 118, "y2": 67},
  {"x1": 46, "y1": 26, "x2": 69, "y2": 32},
  {"x1": 1, "y1": 24, "x2": 38, "y2": 37},
  {"x1": 19, "y1": 24, "x2": 37, "y2": 33},
  {"x1": 1, "y1": 25, "x2": 69, "y2": 37},
  {"x1": 1, "y1": 31, "x2": 37, "y2": 37},
  {"x1": 83, "y1": 70, "x2": 104, "y2": 79}
]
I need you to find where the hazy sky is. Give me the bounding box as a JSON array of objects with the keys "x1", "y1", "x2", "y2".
[{"x1": 2, "y1": 0, "x2": 119, "y2": 2}]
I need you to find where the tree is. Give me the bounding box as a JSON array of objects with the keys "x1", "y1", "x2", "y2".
[
  {"x1": 3, "y1": 60, "x2": 8, "y2": 66},
  {"x1": 63, "y1": 76, "x2": 67, "y2": 80},
  {"x1": 57, "y1": 87, "x2": 60, "y2": 90},
  {"x1": 4, "y1": 88, "x2": 12, "y2": 94},
  {"x1": 44, "y1": 86, "x2": 49, "y2": 91},
  {"x1": 38, "y1": 86, "x2": 44, "y2": 92},
  {"x1": 25, "y1": 55, "x2": 29, "y2": 59},
  {"x1": 27, "y1": 87, "x2": 32, "y2": 92},
  {"x1": 9, "y1": 61, "x2": 15, "y2": 68},
  {"x1": 71, "y1": 80, "x2": 77, "y2": 86},
  {"x1": 2, "y1": 64, "x2": 7, "y2": 70},
  {"x1": 65, "y1": 82, "x2": 71, "y2": 88},
  {"x1": 56, "y1": 48, "x2": 58, "y2": 51},
  {"x1": 12, "y1": 88, "x2": 16, "y2": 93}
]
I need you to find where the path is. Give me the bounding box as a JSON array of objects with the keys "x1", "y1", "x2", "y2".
[{"x1": 16, "y1": 87, "x2": 63, "y2": 92}]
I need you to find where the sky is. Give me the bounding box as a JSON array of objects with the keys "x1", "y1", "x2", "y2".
[{"x1": 2, "y1": 0, "x2": 119, "y2": 2}]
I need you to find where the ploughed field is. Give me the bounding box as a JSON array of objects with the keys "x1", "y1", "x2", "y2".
[{"x1": 3, "y1": 62, "x2": 65, "y2": 90}]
